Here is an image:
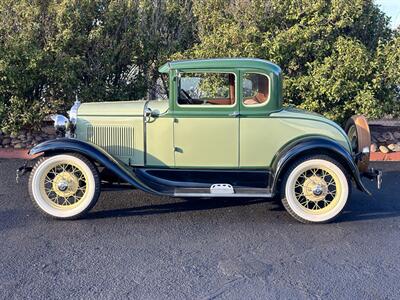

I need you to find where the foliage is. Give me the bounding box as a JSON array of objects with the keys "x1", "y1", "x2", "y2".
[
  {"x1": 0, "y1": 0, "x2": 196, "y2": 132},
  {"x1": 176, "y1": 0, "x2": 400, "y2": 124},
  {"x1": 0, "y1": 96, "x2": 57, "y2": 133},
  {"x1": 0, "y1": 0, "x2": 399, "y2": 132},
  {"x1": 181, "y1": 73, "x2": 230, "y2": 99},
  {"x1": 138, "y1": 0, "x2": 197, "y2": 98}
]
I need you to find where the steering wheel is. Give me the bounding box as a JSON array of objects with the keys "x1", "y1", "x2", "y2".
[{"x1": 179, "y1": 89, "x2": 194, "y2": 104}]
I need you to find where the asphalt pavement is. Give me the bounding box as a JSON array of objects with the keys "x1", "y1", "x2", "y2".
[{"x1": 1, "y1": 159, "x2": 400, "y2": 299}]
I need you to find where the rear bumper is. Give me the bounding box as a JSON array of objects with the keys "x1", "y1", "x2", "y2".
[
  {"x1": 361, "y1": 168, "x2": 383, "y2": 190},
  {"x1": 355, "y1": 149, "x2": 383, "y2": 190}
]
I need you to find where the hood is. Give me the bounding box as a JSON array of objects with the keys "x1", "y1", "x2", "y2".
[{"x1": 78, "y1": 100, "x2": 168, "y2": 117}]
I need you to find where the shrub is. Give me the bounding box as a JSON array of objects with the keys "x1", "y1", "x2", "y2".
[{"x1": 0, "y1": 97, "x2": 59, "y2": 134}]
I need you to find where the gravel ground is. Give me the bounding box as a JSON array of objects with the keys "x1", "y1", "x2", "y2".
[{"x1": 0, "y1": 159, "x2": 399, "y2": 299}]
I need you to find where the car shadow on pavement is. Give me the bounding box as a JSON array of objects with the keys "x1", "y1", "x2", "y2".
[
  {"x1": 86, "y1": 196, "x2": 282, "y2": 220},
  {"x1": 86, "y1": 169, "x2": 400, "y2": 223},
  {"x1": 338, "y1": 170, "x2": 400, "y2": 223}
]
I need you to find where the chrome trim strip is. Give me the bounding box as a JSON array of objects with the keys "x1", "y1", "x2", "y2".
[
  {"x1": 173, "y1": 193, "x2": 272, "y2": 198},
  {"x1": 143, "y1": 100, "x2": 151, "y2": 166}
]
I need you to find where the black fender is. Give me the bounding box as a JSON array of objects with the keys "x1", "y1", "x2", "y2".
[
  {"x1": 270, "y1": 136, "x2": 370, "y2": 195},
  {"x1": 29, "y1": 138, "x2": 165, "y2": 196}
]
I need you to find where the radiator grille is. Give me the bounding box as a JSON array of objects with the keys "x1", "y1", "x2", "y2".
[{"x1": 86, "y1": 125, "x2": 135, "y2": 157}]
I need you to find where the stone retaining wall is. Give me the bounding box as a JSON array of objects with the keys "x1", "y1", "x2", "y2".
[
  {"x1": 370, "y1": 125, "x2": 400, "y2": 154},
  {"x1": 0, "y1": 126, "x2": 56, "y2": 149}
]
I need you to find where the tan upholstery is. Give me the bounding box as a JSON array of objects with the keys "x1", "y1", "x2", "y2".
[{"x1": 244, "y1": 75, "x2": 269, "y2": 105}]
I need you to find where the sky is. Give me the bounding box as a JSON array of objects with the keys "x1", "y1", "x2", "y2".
[{"x1": 376, "y1": 0, "x2": 400, "y2": 28}]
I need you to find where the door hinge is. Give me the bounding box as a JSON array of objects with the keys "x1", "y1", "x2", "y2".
[{"x1": 229, "y1": 111, "x2": 240, "y2": 117}]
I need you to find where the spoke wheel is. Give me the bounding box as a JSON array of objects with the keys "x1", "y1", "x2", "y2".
[
  {"x1": 293, "y1": 167, "x2": 340, "y2": 214},
  {"x1": 281, "y1": 156, "x2": 350, "y2": 223},
  {"x1": 29, "y1": 154, "x2": 100, "y2": 219},
  {"x1": 42, "y1": 163, "x2": 88, "y2": 208}
]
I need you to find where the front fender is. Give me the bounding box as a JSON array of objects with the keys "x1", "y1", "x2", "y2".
[
  {"x1": 29, "y1": 138, "x2": 164, "y2": 195},
  {"x1": 271, "y1": 136, "x2": 370, "y2": 195}
]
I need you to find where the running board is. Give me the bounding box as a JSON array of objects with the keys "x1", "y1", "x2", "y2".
[{"x1": 174, "y1": 187, "x2": 273, "y2": 198}]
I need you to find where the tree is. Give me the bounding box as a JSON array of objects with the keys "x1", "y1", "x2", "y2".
[
  {"x1": 0, "y1": 0, "x2": 399, "y2": 132},
  {"x1": 0, "y1": 0, "x2": 145, "y2": 132},
  {"x1": 176, "y1": 0, "x2": 399, "y2": 123},
  {"x1": 0, "y1": 0, "x2": 197, "y2": 133},
  {"x1": 137, "y1": 0, "x2": 197, "y2": 98}
]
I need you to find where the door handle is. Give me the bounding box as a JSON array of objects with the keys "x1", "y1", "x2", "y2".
[
  {"x1": 144, "y1": 108, "x2": 161, "y2": 123},
  {"x1": 174, "y1": 147, "x2": 183, "y2": 153},
  {"x1": 229, "y1": 111, "x2": 240, "y2": 117}
]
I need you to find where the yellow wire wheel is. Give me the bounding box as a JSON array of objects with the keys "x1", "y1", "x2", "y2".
[
  {"x1": 41, "y1": 163, "x2": 88, "y2": 208},
  {"x1": 282, "y1": 156, "x2": 349, "y2": 223},
  {"x1": 29, "y1": 154, "x2": 100, "y2": 219}
]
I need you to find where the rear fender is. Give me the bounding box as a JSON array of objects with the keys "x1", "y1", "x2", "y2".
[{"x1": 271, "y1": 136, "x2": 370, "y2": 195}]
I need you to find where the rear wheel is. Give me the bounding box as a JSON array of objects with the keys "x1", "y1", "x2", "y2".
[
  {"x1": 29, "y1": 153, "x2": 101, "y2": 219},
  {"x1": 281, "y1": 155, "x2": 350, "y2": 223}
]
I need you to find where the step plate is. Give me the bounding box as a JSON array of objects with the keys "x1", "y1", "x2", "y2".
[
  {"x1": 210, "y1": 184, "x2": 234, "y2": 195},
  {"x1": 174, "y1": 187, "x2": 272, "y2": 198}
]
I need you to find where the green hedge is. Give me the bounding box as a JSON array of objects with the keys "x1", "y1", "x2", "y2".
[{"x1": 0, "y1": 0, "x2": 399, "y2": 133}]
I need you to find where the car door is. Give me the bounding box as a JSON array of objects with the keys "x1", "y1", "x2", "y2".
[
  {"x1": 173, "y1": 71, "x2": 239, "y2": 168},
  {"x1": 145, "y1": 100, "x2": 175, "y2": 167}
]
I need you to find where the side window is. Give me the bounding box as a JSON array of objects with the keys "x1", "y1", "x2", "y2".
[
  {"x1": 178, "y1": 72, "x2": 235, "y2": 106},
  {"x1": 242, "y1": 73, "x2": 270, "y2": 106}
]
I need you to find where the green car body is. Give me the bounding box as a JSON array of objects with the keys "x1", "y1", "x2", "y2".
[
  {"x1": 27, "y1": 58, "x2": 381, "y2": 223},
  {"x1": 75, "y1": 58, "x2": 351, "y2": 169}
]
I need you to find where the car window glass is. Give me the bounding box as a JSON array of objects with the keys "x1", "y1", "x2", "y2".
[
  {"x1": 242, "y1": 73, "x2": 269, "y2": 106},
  {"x1": 178, "y1": 72, "x2": 235, "y2": 106},
  {"x1": 157, "y1": 74, "x2": 169, "y2": 100}
]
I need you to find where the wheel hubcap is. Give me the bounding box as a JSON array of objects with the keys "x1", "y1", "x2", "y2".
[
  {"x1": 312, "y1": 185, "x2": 323, "y2": 196},
  {"x1": 57, "y1": 180, "x2": 69, "y2": 192},
  {"x1": 294, "y1": 168, "x2": 339, "y2": 211},
  {"x1": 42, "y1": 163, "x2": 88, "y2": 207}
]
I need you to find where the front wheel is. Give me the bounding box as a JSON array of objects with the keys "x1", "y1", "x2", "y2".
[
  {"x1": 281, "y1": 155, "x2": 350, "y2": 223},
  {"x1": 29, "y1": 153, "x2": 101, "y2": 219}
]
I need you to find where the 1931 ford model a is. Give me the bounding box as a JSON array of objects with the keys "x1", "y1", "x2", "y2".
[{"x1": 25, "y1": 58, "x2": 381, "y2": 223}]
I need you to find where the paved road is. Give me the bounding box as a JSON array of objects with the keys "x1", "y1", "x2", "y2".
[{"x1": 1, "y1": 159, "x2": 399, "y2": 299}]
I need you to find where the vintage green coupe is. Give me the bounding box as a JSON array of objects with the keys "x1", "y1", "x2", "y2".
[{"x1": 25, "y1": 58, "x2": 381, "y2": 223}]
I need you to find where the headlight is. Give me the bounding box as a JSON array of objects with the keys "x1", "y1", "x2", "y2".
[
  {"x1": 50, "y1": 99, "x2": 81, "y2": 138},
  {"x1": 51, "y1": 115, "x2": 70, "y2": 136}
]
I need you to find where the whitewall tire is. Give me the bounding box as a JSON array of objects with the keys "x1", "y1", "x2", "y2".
[
  {"x1": 29, "y1": 153, "x2": 101, "y2": 219},
  {"x1": 281, "y1": 155, "x2": 350, "y2": 223}
]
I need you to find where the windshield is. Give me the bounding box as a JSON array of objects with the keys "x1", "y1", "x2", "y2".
[{"x1": 152, "y1": 74, "x2": 169, "y2": 100}]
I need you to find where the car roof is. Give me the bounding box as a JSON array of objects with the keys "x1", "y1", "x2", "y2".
[{"x1": 158, "y1": 58, "x2": 281, "y2": 75}]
